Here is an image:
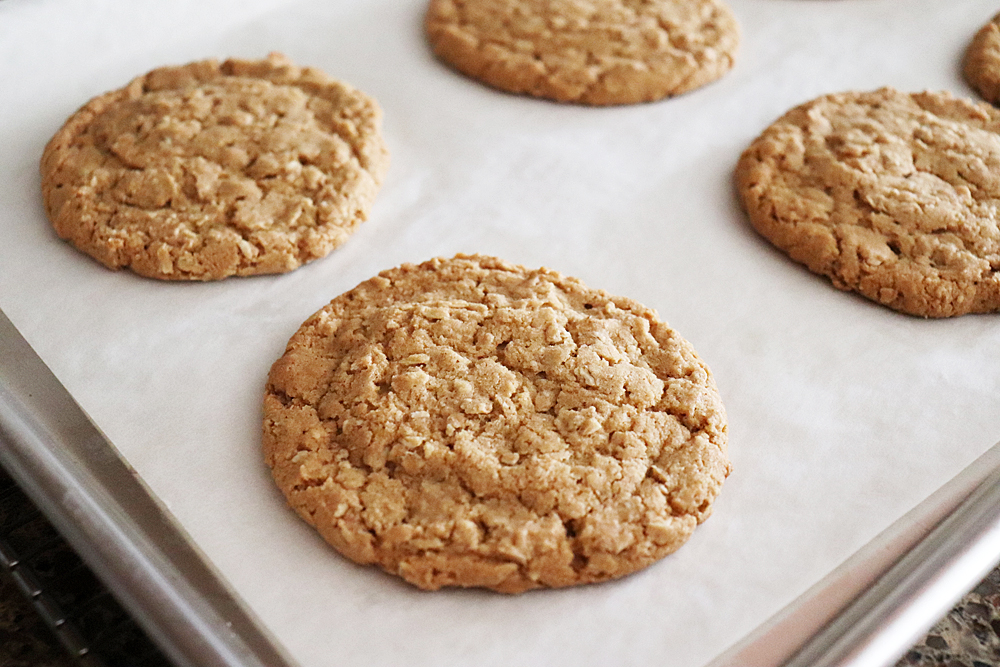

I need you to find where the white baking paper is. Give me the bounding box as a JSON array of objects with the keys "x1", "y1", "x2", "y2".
[{"x1": 1, "y1": 1, "x2": 999, "y2": 665}]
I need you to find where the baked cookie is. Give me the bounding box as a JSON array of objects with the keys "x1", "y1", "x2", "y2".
[
  {"x1": 424, "y1": 0, "x2": 739, "y2": 105},
  {"x1": 264, "y1": 255, "x2": 730, "y2": 593},
  {"x1": 736, "y1": 88, "x2": 1000, "y2": 317},
  {"x1": 964, "y1": 12, "x2": 1000, "y2": 104},
  {"x1": 40, "y1": 53, "x2": 388, "y2": 280}
]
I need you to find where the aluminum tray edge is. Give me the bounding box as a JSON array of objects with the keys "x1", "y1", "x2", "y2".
[{"x1": 0, "y1": 308, "x2": 298, "y2": 667}]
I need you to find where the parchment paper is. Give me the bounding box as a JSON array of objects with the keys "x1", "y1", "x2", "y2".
[{"x1": 2, "y1": 1, "x2": 999, "y2": 665}]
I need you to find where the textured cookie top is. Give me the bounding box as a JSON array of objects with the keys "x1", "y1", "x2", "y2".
[
  {"x1": 41, "y1": 53, "x2": 389, "y2": 280},
  {"x1": 425, "y1": 0, "x2": 739, "y2": 105},
  {"x1": 964, "y1": 12, "x2": 1000, "y2": 104},
  {"x1": 264, "y1": 255, "x2": 729, "y2": 593},
  {"x1": 736, "y1": 88, "x2": 1000, "y2": 317}
]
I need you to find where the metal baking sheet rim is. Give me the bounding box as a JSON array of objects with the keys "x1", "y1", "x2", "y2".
[
  {"x1": 0, "y1": 308, "x2": 296, "y2": 667},
  {"x1": 3, "y1": 306, "x2": 1000, "y2": 667}
]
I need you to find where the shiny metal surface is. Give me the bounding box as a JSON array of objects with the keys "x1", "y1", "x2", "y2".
[
  {"x1": 0, "y1": 309, "x2": 297, "y2": 667},
  {"x1": 712, "y1": 439, "x2": 1000, "y2": 667},
  {"x1": 784, "y1": 449, "x2": 1000, "y2": 667}
]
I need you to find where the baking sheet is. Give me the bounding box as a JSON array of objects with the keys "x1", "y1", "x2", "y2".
[{"x1": 2, "y1": 1, "x2": 999, "y2": 665}]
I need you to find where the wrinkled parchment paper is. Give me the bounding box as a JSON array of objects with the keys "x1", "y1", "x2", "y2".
[{"x1": 1, "y1": 1, "x2": 999, "y2": 665}]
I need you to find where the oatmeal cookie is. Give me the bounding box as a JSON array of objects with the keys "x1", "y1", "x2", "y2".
[
  {"x1": 964, "y1": 12, "x2": 1000, "y2": 104},
  {"x1": 424, "y1": 0, "x2": 739, "y2": 105},
  {"x1": 40, "y1": 53, "x2": 388, "y2": 280},
  {"x1": 736, "y1": 88, "x2": 1000, "y2": 317},
  {"x1": 263, "y1": 255, "x2": 730, "y2": 592}
]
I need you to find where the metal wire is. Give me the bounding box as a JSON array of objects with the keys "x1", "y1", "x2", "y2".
[{"x1": 0, "y1": 467, "x2": 170, "y2": 667}]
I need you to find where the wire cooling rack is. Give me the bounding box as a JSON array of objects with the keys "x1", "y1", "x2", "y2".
[{"x1": 0, "y1": 464, "x2": 170, "y2": 667}]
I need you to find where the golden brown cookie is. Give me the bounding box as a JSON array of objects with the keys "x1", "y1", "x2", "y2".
[
  {"x1": 263, "y1": 255, "x2": 730, "y2": 593},
  {"x1": 736, "y1": 88, "x2": 1000, "y2": 317},
  {"x1": 964, "y1": 12, "x2": 1000, "y2": 104},
  {"x1": 40, "y1": 53, "x2": 389, "y2": 280},
  {"x1": 424, "y1": 0, "x2": 739, "y2": 105}
]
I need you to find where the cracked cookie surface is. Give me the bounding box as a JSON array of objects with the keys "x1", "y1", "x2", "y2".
[
  {"x1": 263, "y1": 255, "x2": 730, "y2": 592},
  {"x1": 424, "y1": 0, "x2": 739, "y2": 105},
  {"x1": 41, "y1": 53, "x2": 388, "y2": 280},
  {"x1": 736, "y1": 88, "x2": 1000, "y2": 317},
  {"x1": 965, "y1": 12, "x2": 1000, "y2": 104}
]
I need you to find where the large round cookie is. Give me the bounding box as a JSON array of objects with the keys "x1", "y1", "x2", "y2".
[
  {"x1": 264, "y1": 255, "x2": 730, "y2": 593},
  {"x1": 424, "y1": 0, "x2": 739, "y2": 105},
  {"x1": 41, "y1": 53, "x2": 389, "y2": 280},
  {"x1": 736, "y1": 88, "x2": 1000, "y2": 318},
  {"x1": 964, "y1": 12, "x2": 1000, "y2": 104}
]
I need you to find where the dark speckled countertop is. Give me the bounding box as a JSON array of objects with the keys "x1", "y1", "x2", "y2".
[
  {"x1": 900, "y1": 568, "x2": 1000, "y2": 667},
  {"x1": 2, "y1": 459, "x2": 999, "y2": 667}
]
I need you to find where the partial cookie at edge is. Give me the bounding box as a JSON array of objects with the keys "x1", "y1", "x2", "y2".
[
  {"x1": 425, "y1": 0, "x2": 739, "y2": 105},
  {"x1": 964, "y1": 12, "x2": 1000, "y2": 104},
  {"x1": 736, "y1": 87, "x2": 1000, "y2": 317},
  {"x1": 40, "y1": 53, "x2": 389, "y2": 281},
  {"x1": 263, "y1": 255, "x2": 730, "y2": 593}
]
